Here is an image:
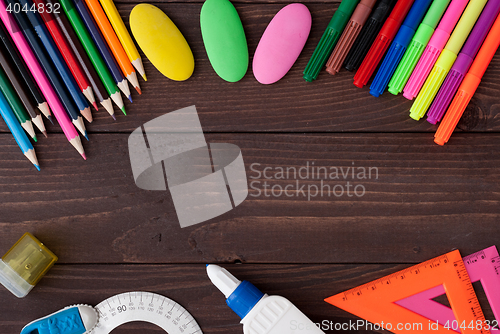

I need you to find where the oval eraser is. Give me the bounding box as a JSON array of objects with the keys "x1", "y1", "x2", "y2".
[
  {"x1": 252, "y1": 3, "x2": 311, "y2": 84},
  {"x1": 200, "y1": 0, "x2": 248, "y2": 82},
  {"x1": 130, "y1": 4, "x2": 194, "y2": 81}
]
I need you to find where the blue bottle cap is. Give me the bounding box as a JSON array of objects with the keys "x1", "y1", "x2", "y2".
[{"x1": 226, "y1": 280, "x2": 265, "y2": 319}]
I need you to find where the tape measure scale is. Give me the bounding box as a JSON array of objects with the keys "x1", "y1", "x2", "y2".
[{"x1": 90, "y1": 292, "x2": 202, "y2": 334}]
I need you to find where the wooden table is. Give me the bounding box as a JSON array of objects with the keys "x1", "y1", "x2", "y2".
[{"x1": 1, "y1": 0, "x2": 499, "y2": 333}]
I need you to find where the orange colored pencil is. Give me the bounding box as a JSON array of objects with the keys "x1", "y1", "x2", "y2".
[{"x1": 84, "y1": 0, "x2": 141, "y2": 94}]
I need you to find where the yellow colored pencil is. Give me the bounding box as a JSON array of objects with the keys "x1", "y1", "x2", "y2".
[{"x1": 99, "y1": 0, "x2": 146, "y2": 81}]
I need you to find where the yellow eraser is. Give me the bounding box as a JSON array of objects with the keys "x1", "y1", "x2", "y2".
[
  {"x1": 129, "y1": 4, "x2": 194, "y2": 81},
  {"x1": 0, "y1": 233, "x2": 57, "y2": 298}
]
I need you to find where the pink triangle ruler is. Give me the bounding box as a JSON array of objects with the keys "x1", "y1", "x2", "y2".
[{"x1": 396, "y1": 246, "x2": 500, "y2": 332}]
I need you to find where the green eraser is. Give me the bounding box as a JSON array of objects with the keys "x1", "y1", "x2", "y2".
[{"x1": 200, "y1": 0, "x2": 249, "y2": 82}]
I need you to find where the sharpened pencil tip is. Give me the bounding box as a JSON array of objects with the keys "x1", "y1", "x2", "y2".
[
  {"x1": 128, "y1": 95, "x2": 133, "y2": 103},
  {"x1": 142, "y1": 74, "x2": 147, "y2": 81},
  {"x1": 42, "y1": 131, "x2": 48, "y2": 138},
  {"x1": 111, "y1": 114, "x2": 116, "y2": 121},
  {"x1": 33, "y1": 135, "x2": 37, "y2": 143},
  {"x1": 34, "y1": 164, "x2": 40, "y2": 171},
  {"x1": 135, "y1": 87, "x2": 142, "y2": 95},
  {"x1": 81, "y1": 152, "x2": 87, "y2": 160},
  {"x1": 121, "y1": 107, "x2": 127, "y2": 115},
  {"x1": 84, "y1": 132, "x2": 89, "y2": 141},
  {"x1": 48, "y1": 115, "x2": 54, "y2": 125},
  {"x1": 93, "y1": 102, "x2": 98, "y2": 110}
]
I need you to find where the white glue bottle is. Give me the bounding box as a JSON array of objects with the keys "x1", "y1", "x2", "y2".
[{"x1": 207, "y1": 264, "x2": 325, "y2": 334}]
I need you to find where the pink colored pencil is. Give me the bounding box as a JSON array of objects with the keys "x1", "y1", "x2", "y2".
[{"x1": 0, "y1": 0, "x2": 86, "y2": 159}]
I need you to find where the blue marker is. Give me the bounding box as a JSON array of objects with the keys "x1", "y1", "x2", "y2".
[
  {"x1": 369, "y1": 0, "x2": 433, "y2": 97},
  {"x1": 0, "y1": 89, "x2": 40, "y2": 170}
]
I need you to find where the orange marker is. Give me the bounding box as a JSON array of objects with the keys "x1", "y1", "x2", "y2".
[
  {"x1": 84, "y1": 0, "x2": 141, "y2": 94},
  {"x1": 435, "y1": 13, "x2": 500, "y2": 146},
  {"x1": 325, "y1": 250, "x2": 489, "y2": 334}
]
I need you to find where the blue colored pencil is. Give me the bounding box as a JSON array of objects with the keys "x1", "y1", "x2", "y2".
[
  {"x1": 0, "y1": 88, "x2": 39, "y2": 170},
  {"x1": 16, "y1": 0, "x2": 92, "y2": 124},
  {"x1": 72, "y1": 0, "x2": 132, "y2": 102},
  {"x1": 5, "y1": 0, "x2": 88, "y2": 139}
]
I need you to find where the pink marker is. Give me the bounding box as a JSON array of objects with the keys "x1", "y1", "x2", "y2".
[
  {"x1": 0, "y1": 0, "x2": 85, "y2": 159},
  {"x1": 396, "y1": 246, "x2": 500, "y2": 332},
  {"x1": 403, "y1": 0, "x2": 469, "y2": 99}
]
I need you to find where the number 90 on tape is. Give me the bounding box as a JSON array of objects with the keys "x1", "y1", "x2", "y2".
[{"x1": 90, "y1": 292, "x2": 202, "y2": 334}]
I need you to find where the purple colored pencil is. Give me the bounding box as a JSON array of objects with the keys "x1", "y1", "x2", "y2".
[{"x1": 427, "y1": 0, "x2": 500, "y2": 124}]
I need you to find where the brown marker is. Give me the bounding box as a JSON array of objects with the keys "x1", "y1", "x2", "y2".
[{"x1": 325, "y1": 0, "x2": 378, "y2": 75}]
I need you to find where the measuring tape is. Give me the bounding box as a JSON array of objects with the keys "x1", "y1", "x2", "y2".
[
  {"x1": 325, "y1": 250, "x2": 490, "y2": 334},
  {"x1": 89, "y1": 292, "x2": 202, "y2": 334}
]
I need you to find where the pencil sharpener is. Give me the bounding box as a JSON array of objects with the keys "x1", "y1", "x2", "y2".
[{"x1": 0, "y1": 233, "x2": 58, "y2": 298}]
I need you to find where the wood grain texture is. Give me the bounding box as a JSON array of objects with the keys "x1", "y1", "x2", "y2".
[
  {"x1": 0, "y1": 264, "x2": 495, "y2": 334},
  {"x1": 1, "y1": 3, "x2": 499, "y2": 134},
  {"x1": 1, "y1": 133, "x2": 498, "y2": 264}
]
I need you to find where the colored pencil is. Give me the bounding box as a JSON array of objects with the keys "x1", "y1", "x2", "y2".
[
  {"x1": 59, "y1": 0, "x2": 126, "y2": 114},
  {"x1": 0, "y1": 67, "x2": 37, "y2": 141},
  {"x1": 3, "y1": 0, "x2": 88, "y2": 139},
  {"x1": 15, "y1": 0, "x2": 93, "y2": 124},
  {"x1": 33, "y1": 0, "x2": 98, "y2": 113},
  {"x1": 0, "y1": 42, "x2": 46, "y2": 136},
  {"x1": 71, "y1": 0, "x2": 132, "y2": 102},
  {"x1": 0, "y1": 0, "x2": 86, "y2": 158},
  {"x1": 99, "y1": 0, "x2": 146, "y2": 81},
  {"x1": 0, "y1": 89, "x2": 39, "y2": 170},
  {"x1": 47, "y1": 0, "x2": 116, "y2": 118},
  {"x1": 0, "y1": 22, "x2": 51, "y2": 121},
  {"x1": 85, "y1": 0, "x2": 141, "y2": 94}
]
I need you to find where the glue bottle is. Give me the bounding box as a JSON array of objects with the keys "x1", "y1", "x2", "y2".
[{"x1": 207, "y1": 264, "x2": 325, "y2": 334}]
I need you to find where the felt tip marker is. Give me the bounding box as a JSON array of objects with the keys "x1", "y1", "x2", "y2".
[
  {"x1": 387, "y1": 0, "x2": 451, "y2": 95},
  {"x1": 353, "y1": 0, "x2": 416, "y2": 88},
  {"x1": 403, "y1": 0, "x2": 469, "y2": 99},
  {"x1": 369, "y1": 0, "x2": 434, "y2": 97},
  {"x1": 344, "y1": 0, "x2": 397, "y2": 72},
  {"x1": 427, "y1": 0, "x2": 500, "y2": 124},
  {"x1": 303, "y1": 0, "x2": 360, "y2": 82},
  {"x1": 434, "y1": 14, "x2": 500, "y2": 145},
  {"x1": 325, "y1": 0, "x2": 377, "y2": 75},
  {"x1": 409, "y1": 0, "x2": 488, "y2": 120}
]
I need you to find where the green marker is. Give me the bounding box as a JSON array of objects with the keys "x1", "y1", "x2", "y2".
[
  {"x1": 0, "y1": 67, "x2": 36, "y2": 142},
  {"x1": 59, "y1": 0, "x2": 126, "y2": 115},
  {"x1": 388, "y1": 0, "x2": 451, "y2": 95},
  {"x1": 303, "y1": 0, "x2": 360, "y2": 82}
]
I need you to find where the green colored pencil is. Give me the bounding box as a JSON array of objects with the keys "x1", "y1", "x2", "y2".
[
  {"x1": 58, "y1": 0, "x2": 126, "y2": 115},
  {"x1": 0, "y1": 67, "x2": 36, "y2": 141}
]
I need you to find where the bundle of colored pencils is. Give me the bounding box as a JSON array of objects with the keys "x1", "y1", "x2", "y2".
[{"x1": 0, "y1": 0, "x2": 146, "y2": 170}]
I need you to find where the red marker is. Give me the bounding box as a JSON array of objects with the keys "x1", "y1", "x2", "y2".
[{"x1": 353, "y1": 0, "x2": 415, "y2": 88}]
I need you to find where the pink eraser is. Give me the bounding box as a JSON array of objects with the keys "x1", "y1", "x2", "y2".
[{"x1": 252, "y1": 3, "x2": 311, "y2": 84}]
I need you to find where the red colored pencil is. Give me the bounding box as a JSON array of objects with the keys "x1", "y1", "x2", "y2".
[{"x1": 33, "y1": 0, "x2": 97, "y2": 120}]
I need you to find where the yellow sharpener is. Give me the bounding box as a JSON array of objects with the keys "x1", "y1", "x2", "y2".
[{"x1": 0, "y1": 233, "x2": 57, "y2": 298}]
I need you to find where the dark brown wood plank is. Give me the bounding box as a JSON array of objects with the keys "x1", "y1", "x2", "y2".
[
  {"x1": 1, "y1": 3, "x2": 499, "y2": 134},
  {"x1": 1, "y1": 133, "x2": 499, "y2": 264},
  {"x1": 0, "y1": 264, "x2": 496, "y2": 334}
]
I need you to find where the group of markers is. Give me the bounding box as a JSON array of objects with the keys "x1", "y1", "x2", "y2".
[
  {"x1": 0, "y1": 0, "x2": 146, "y2": 170},
  {"x1": 304, "y1": 0, "x2": 500, "y2": 145}
]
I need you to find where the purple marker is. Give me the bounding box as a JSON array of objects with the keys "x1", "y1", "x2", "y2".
[{"x1": 427, "y1": 0, "x2": 500, "y2": 124}]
